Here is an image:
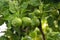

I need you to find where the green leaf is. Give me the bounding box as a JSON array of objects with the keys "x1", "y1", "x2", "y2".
[
  {"x1": 9, "y1": 0, "x2": 19, "y2": 14},
  {"x1": 21, "y1": 36, "x2": 32, "y2": 40},
  {"x1": 46, "y1": 32, "x2": 60, "y2": 40},
  {"x1": 0, "y1": 36, "x2": 8, "y2": 40},
  {"x1": 20, "y1": 2, "x2": 28, "y2": 14},
  {"x1": 0, "y1": 16, "x2": 4, "y2": 25},
  {"x1": 29, "y1": 0, "x2": 40, "y2": 6}
]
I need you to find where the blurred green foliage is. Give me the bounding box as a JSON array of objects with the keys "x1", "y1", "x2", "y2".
[{"x1": 0, "y1": 0, "x2": 60, "y2": 40}]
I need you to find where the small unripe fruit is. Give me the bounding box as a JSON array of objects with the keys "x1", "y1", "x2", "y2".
[
  {"x1": 22, "y1": 17, "x2": 32, "y2": 26},
  {"x1": 32, "y1": 16, "x2": 40, "y2": 27},
  {"x1": 12, "y1": 17, "x2": 22, "y2": 27}
]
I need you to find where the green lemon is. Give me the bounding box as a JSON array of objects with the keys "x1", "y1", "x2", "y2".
[
  {"x1": 12, "y1": 17, "x2": 22, "y2": 27},
  {"x1": 32, "y1": 16, "x2": 40, "y2": 27},
  {"x1": 22, "y1": 17, "x2": 32, "y2": 26}
]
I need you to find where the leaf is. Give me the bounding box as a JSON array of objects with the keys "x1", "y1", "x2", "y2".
[
  {"x1": 46, "y1": 32, "x2": 60, "y2": 40},
  {"x1": 21, "y1": 36, "x2": 32, "y2": 40},
  {"x1": 20, "y1": 2, "x2": 28, "y2": 14},
  {"x1": 0, "y1": 0, "x2": 8, "y2": 12},
  {"x1": 57, "y1": 2, "x2": 60, "y2": 9},
  {"x1": 0, "y1": 36, "x2": 9, "y2": 40},
  {"x1": 47, "y1": 16, "x2": 58, "y2": 31},
  {"x1": 29, "y1": 0, "x2": 40, "y2": 6},
  {"x1": 9, "y1": 0, "x2": 19, "y2": 14},
  {"x1": 47, "y1": 16, "x2": 55, "y2": 27}
]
